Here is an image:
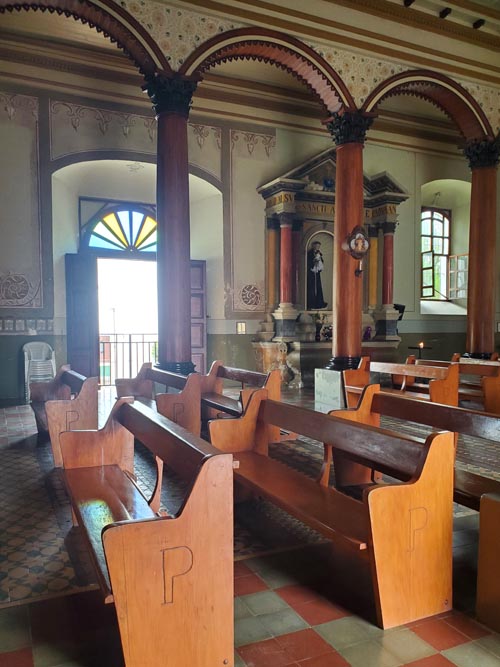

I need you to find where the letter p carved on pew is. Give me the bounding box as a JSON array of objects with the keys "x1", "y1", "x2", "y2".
[{"x1": 162, "y1": 546, "x2": 193, "y2": 604}]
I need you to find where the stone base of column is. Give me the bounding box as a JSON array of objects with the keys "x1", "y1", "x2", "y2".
[
  {"x1": 325, "y1": 356, "x2": 361, "y2": 371},
  {"x1": 156, "y1": 360, "x2": 196, "y2": 375},
  {"x1": 272, "y1": 303, "x2": 299, "y2": 342},
  {"x1": 315, "y1": 368, "x2": 346, "y2": 412},
  {"x1": 373, "y1": 305, "x2": 401, "y2": 342}
]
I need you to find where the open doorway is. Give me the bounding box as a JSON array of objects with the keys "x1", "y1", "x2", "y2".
[{"x1": 98, "y1": 257, "x2": 158, "y2": 385}]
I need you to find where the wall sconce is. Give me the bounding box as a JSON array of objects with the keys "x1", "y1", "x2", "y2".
[
  {"x1": 341, "y1": 225, "x2": 370, "y2": 277},
  {"x1": 236, "y1": 321, "x2": 246, "y2": 334}
]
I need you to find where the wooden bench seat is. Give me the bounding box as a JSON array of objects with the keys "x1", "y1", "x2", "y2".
[
  {"x1": 30, "y1": 366, "x2": 98, "y2": 466},
  {"x1": 209, "y1": 388, "x2": 455, "y2": 629},
  {"x1": 200, "y1": 360, "x2": 281, "y2": 421},
  {"x1": 330, "y1": 384, "x2": 500, "y2": 632},
  {"x1": 398, "y1": 356, "x2": 500, "y2": 409},
  {"x1": 60, "y1": 398, "x2": 234, "y2": 667},
  {"x1": 116, "y1": 363, "x2": 202, "y2": 440},
  {"x1": 343, "y1": 357, "x2": 459, "y2": 408}
]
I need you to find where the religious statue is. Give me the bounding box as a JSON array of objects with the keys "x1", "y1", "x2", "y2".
[{"x1": 307, "y1": 241, "x2": 327, "y2": 310}]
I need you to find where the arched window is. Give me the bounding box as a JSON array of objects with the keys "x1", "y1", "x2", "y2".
[
  {"x1": 82, "y1": 206, "x2": 157, "y2": 254},
  {"x1": 421, "y1": 207, "x2": 451, "y2": 300}
]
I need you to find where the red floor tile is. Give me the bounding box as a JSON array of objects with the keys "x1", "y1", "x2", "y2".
[
  {"x1": 234, "y1": 561, "x2": 254, "y2": 578},
  {"x1": 276, "y1": 629, "x2": 334, "y2": 662},
  {"x1": 237, "y1": 637, "x2": 291, "y2": 667},
  {"x1": 293, "y1": 598, "x2": 350, "y2": 625},
  {"x1": 410, "y1": 618, "x2": 470, "y2": 650},
  {"x1": 276, "y1": 584, "x2": 323, "y2": 606},
  {"x1": 234, "y1": 572, "x2": 269, "y2": 596},
  {"x1": 404, "y1": 654, "x2": 457, "y2": 667},
  {"x1": 0, "y1": 648, "x2": 34, "y2": 667},
  {"x1": 443, "y1": 611, "x2": 491, "y2": 639},
  {"x1": 298, "y1": 654, "x2": 350, "y2": 666}
]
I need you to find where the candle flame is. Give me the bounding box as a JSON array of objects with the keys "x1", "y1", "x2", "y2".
[{"x1": 418, "y1": 341, "x2": 424, "y2": 348}]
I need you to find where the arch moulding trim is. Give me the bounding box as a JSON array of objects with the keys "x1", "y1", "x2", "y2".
[
  {"x1": 0, "y1": 0, "x2": 171, "y2": 77},
  {"x1": 180, "y1": 27, "x2": 356, "y2": 114}
]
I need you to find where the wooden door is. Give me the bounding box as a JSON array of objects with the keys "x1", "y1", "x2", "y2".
[
  {"x1": 190, "y1": 260, "x2": 207, "y2": 373},
  {"x1": 65, "y1": 255, "x2": 206, "y2": 377},
  {"x1": 65, "y1": 253, "x2": 99, "y2": 378}
]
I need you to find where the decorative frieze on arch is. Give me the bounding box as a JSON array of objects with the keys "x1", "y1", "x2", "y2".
[
  {"x1": 0, "y1": 0, "x2": 171, "y2": 77},
  {"x1": 362, "y1": 70, "x2": 495, "y2": 142},
  {"x1": 180, "y1": 28, "x2": 356, "y2": 114}
]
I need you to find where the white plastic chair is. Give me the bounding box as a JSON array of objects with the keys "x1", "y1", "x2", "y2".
[{"x1": 23, "y1": 342, "x2": 56, "y2": 403}]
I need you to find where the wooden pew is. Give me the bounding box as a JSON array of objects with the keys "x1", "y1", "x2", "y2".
[
  {"x1": 343, "y1": 357, "x2": 459, "y2": 408},
  {"x1": 330, "y1": 384, "x2": 500, "y2": 632},
  {"x1": 60, "y1": 398, "x2": 234, "y2": 667},
  {"x1": 200, "y1": 360, "x2": 281, "y2": 420},
  {"x1": 208, "y1": 388, "x2": 455, "y2": 629},
  {"x1": 400, "y1": 356, "x2": 500, "y2": 409},
  {"x1": 30, "y1": 365, "x2": 97, "y2": 438},
  {"x1": 116, "y1": 363, "x2": 202, "y2": 437}
]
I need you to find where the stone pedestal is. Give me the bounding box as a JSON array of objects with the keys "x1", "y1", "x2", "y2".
[
  {"x1": 373, "y1": 305, "x2": 401, "y2": 342},
  {"x1": 315, "y1": 368, "x2": 346, "y2": 412},
  {"x1": 272, "y1": 304, "x2": 299, "y2": 341}
]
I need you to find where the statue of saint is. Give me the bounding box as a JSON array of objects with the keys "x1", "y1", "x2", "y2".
[{"x1": 307, "y1": 241, "x2": 327, "y2": 309}]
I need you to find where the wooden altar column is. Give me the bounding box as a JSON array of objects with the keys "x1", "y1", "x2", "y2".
[
  {"x1": 368, "y1": 224, "x2": 379, "y2": 309},
  {"x1": 464, "y1": 140, "x2": 499, "y2": 358},
  {"x1": 292, "y1": 220, "x2": 302, "y2": 305},
  {"x1": 325, "y1": 111, "x2": 373, "y2": 370},
  {"x1": 266, "y1": 217, "x2": 279, "y2": 311},
  {"x1": 381, "y1": 222, "x2": 396, "y2": 306},
  {"x1": 278, "y1": 213, "x2": 294, "y2": 306},
  {"x1": 145, "y1": 73, "x2": 198, "y2": 374}
]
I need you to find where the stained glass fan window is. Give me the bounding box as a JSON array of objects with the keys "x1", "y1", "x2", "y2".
[{"x1": 89, "y1": 209, "x2": 157, "y2": 253}]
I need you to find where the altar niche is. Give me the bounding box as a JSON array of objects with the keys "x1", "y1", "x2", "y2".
[{"x1": 257, "y1": 146, "x2": 409, "y2": 348}]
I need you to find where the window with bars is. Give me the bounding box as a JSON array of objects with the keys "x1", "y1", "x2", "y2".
[{"x1": 420, "y1": 207, "x2": 451, "y2": 300}]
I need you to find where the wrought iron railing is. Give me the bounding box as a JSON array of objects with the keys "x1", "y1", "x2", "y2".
[{"x1": 99, "y1": 333, "x2": 158, "y2": 386}]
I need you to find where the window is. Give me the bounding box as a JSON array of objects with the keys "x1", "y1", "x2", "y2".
[
  {"x1": 420, "y1": 208, "x2": 451, "y2": 300},
  {"x1": 449, "y1": 254, "x2": 468, "y2": 299},
  {"x1": 83, "y1": 206, "x2": 157, "y2": 254}
]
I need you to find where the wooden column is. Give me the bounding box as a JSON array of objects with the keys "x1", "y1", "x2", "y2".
[
  {"x1": 145, "y1": 73, "x2": 198, "y2": 374},
  {"x1": 292, "y1": 220, "x2": 302, "y2": 306},
  {"x1": 368, "y1": 225, "x2": 379, "y2": 309},
  {"x1": 382, "y1": 222, "x2": 396, "y2": 306},
  {"x1": 266, "y1": 217, "x2": 279, "y2": 311},
  {"x1": 279, "y1": 213, "x2": 294, "y2": 306},
  {"x1": 325, "y1": 111, "x2": 373, "y2": 370},
  {"x1": 464, "y1": 140, "x2": 499, "y2": 358}
]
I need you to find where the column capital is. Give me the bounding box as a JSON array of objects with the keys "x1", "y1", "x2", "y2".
[
  {"x1": 368, "y1": 224, "x2": 380, "y2": 238},
  {"x1": 277, "y1": 212, "x2": 295, "y2": 227},
  {"x1": 143, "y1": 73, "x2": 198, "y2": 119},
  {"x1": 463, "y1": 136, "x2": 500, "y2": 170},
  {"x1": 325, "y1": 110, "x2": 374, "y2": 146},
  {"x1": 266, "y1": 216, "x2": 280, "y2": 231},
  {"x1": 382, "y1": 221, "x2": 397, "y2": 235}
]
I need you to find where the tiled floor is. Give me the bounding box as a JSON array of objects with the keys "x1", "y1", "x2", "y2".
[{"x1": 1, "y1": 391, "x2": 500, "y2": 666}]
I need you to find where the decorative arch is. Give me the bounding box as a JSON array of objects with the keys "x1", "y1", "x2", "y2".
[
  {"x1": 362, "y1": 70, "x2": 494, "y2": 142},
  {"x1": 180, "y1": 27, "x2": 355, "y2": 114},
  {"x1": 0, "y1": 0, "x2": 171, "y2": 77}
]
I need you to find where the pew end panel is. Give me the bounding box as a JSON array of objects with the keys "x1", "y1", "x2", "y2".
[
  {"x1": 476, "y1": 492, "x2": 500, "y2": 633},
  {"x1": 45, "y1": 376, "x2": 99, "y2": 467},
  {"x1": 428, "y1": 362, "x2": 459, "y2": 406},
  {"x1": 115, "y1": 362, "x2": 153, "y2": 399},
  {"x1": 208, "y1": 388, "x2": 277, "y2": 455},
  {"x1": 155, "y1": 372, "x2": 202, "y2": 437},
  {"x1": 59, "y1": 397, "x2": 135, "y2": 477},
  {"x1": 481, "y1": 374, "x2": 500, "y2": 414},
  {"x1": 103, "y1": 453, "x2": 234, "y2": 667},
  {"x1": 366, "y1": 431, "x2": 455, "y2": 629},
  {"x1": 30, "y1": 364, "x2": 73, "y2": 432}
]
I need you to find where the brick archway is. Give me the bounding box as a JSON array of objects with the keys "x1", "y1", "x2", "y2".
[
  {"x1": 0, "y1": 0, "x2": 171, "y2": 78},
  {"x1": 362, "y1": 70, "x2": 494, "y2": 141},
  {"x1": 180, "y1": 27, "x2": 355, "y2": 114}
]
